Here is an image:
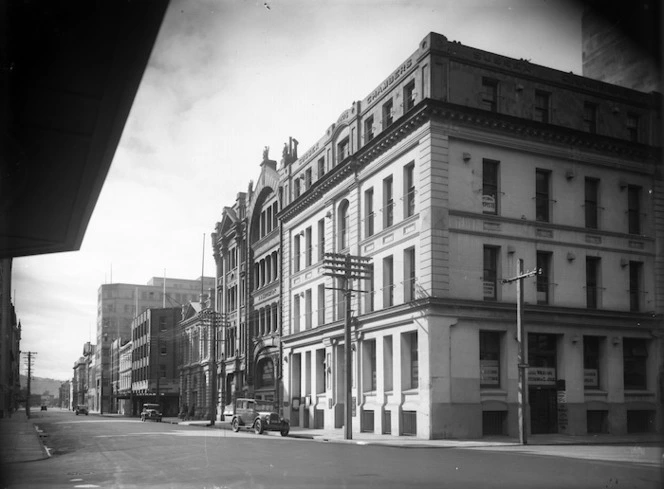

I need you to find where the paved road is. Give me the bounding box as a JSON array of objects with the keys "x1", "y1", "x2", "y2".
[{"x1": 2, "y1": 411, "x2": 661, "y2": 489}]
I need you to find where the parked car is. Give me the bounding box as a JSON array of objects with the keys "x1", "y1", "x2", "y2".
[
  {"x1": 140, "y1": 403, "x2": 162, "y2": 422},
  {"x1": 227, "y1": 398, "x2": 289, "y2": 436},
  {"x1": 75, "y1": 405, "x2": 89, "y2": 415}
]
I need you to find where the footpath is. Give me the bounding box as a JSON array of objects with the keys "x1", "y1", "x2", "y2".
[{"x1": 1, "y1": 410, "x2": 662, "y2": 467}]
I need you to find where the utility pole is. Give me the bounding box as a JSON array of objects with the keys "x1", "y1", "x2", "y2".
[
  {"x1": 322, "y1": 253, "x2": 372, "y2": 440},
  {"x1": 23, "y1": 352, "x2": 37, "y2": 418},
  {"x1": 501, "y1": 259, "x2": 540, "y2": 445},
  {"x1": 208, "y1": 309, "x2": 219, "y2": 426}
]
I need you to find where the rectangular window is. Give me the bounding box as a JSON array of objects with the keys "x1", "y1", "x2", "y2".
[
  {"x1": 383, "y1": 256, "x2": 394, "y2": 307},
  {"x1": 305, "y1": 227, "x2": 312, "y2": 267},
  {"x1": 159, "y1": 317, "x2": 167, "y2": 331},
  {"x1": 483, "y1": 246, "x2": 498, "y2": 300},
  {"x1": 383, "y1": 176, "x2": 394, "y2": 228},
  {"x1": 628, "y1": 185, "x2": 641, "y2": 235},
  {"x1": 317, "y1": 157, "x2": 325, "y2": 179},
  {"x1": 305, "y1": 289, "x2": 312, "y2": 330},
  {"x1": 404, "y1": 247, "x2": 416, "y2": 302},
  {"x1": 305, "y1": 168, "x2": 312, "y2": 190},
  {"x1": 365, "y1": 188, "x2": 374, "y2": 237},
  {"x1": 404, "y1": 162, "x2": 415, "y2": 217},
  {"x1": 364, "y1": 339, "x2": 377, "y2": 392},
  {"x1": 336, "y1": 278, "x2": 345, "y2": 322},
  {"x1": 585, "y1": 178, "x2": 599, "y2": 229},
  {"x1": 481, "y1": 78, "x2": 498, "y2": 112},
  {"x1": 383, "y1": 336, "x2": 393, "y2": 392},
  {"x1": 364, "y1": 116, "x2": 374, "y2": 142},
  {"x1": 482, "y1": 159, "x2": 499, "y2": 215},
  {"x1": 627, "y1": 113, "x2": 639, "y2": 142},
  {"x1": 629, "y1": 261, "x2": 643, "y2": 312},
  {"x1": 584, "y1": 336, "x2": 600, "y2": 389},
  {"x1": 586, "y1": 257, "x2": 600, "y2": 309},
  {"x1": 536, "y1": 251, "x2": 551, "y2": 305},
  {"x1": 293, "y1": 294, "x2": 301, "y2": 333},
  {"x1": 317, "y1": 284, "x2": 325, "y2": 326},
  {"x1": 317, "y1": 219, "x2": 325, "y2": 262},
  {"x1": 365, "y1": 264, "x2": 374, "y2": 313},
  {"x1": 338, "y1": 137, "x2": 349, "y2": 163},
  {"x1": 535, "y1": 169, "x2": 551, "y2": 222},
  {"x1": 480, "y1": 331, "x2": 501, "y2": 387},
  {"x1": 294, "y1": 178, "x2": 301, "y2": 199},
  {"x1": 403, "y1": 81, "x2": 415, "y2": 112},
  {"x1": 382, "y1": 99, "x2": 393, "y2": 128},
  {"x1": 623, "y1": 338, "x2": 648, "y2": 390},
  {"x1": 534, "y1": 90, "x2": 550, "y2": 123},
  {"x1": 403, "y1": 331, "x2": 418, "y2": 389},
  {"x1": 293, "y1": 235, "x2": 301, "y2": 273},
  {"x1": 584, "y1": 102, "x2": 597, "y2": 133}
]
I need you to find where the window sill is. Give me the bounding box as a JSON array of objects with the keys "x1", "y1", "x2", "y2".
[
  {"x1": 624, "y1": 390, "x2": 654, "y2": 396},
  {"x1": 480, "y1": 388, "x2": 506, "y2": 395}
]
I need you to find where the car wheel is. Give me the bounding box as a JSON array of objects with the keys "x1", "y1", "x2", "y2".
[
  {"x1": 76, "y1": 412, "x2": 79, "y2": 416},
  {"x1": 85, "y1": 413, "x2": 88, "y2": 416},
  {"x1": 231, "y1": 417, "x2": 240, "y2": 432},
  {"x1": 280, "y1": 425, "x2": 290, "y2": 437},
  {"x1": 254, "y1": 419, "x2": 264, "y2": 435}
]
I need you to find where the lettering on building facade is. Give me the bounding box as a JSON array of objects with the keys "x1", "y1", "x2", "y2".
[{"x1": 366, "y1": 59, "x2": 414, "y2": 104}]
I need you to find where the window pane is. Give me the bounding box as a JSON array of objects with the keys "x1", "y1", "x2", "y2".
[
  {"x1": 623, "y1": 338, "x2": 647, "y2": 390},
  {"x1": 482, "y1": 160, "x2": 499, "y2": 214},
  {"x1": 535, "y1": 170, "x2": 550, "y2": 222},
  {"x1": 480, "y1": 331, "x2": 501, "y2": 387},
  {"x1": 585, "y1": 178, "x2": 599, "y2": 229},
  {"x1": 483, "y1": 247, "x2": 497, "y2": 300}
]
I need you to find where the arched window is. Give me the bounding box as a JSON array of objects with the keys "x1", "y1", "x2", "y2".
[
  {"x1": 339, "y1": 200, "x2": 349, "y2": 250},
  {"x1": 256, "y1": 357, "x2": 275, "y2": 388}
]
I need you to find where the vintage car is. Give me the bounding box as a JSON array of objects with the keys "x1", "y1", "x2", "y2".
[
  {"x1": 227, "y1": 398, "x2": 289, "y2": 436},
  {"x1": 140, "y1": 403, "x2": 162, "y2": 422},
  {"x1": 75, "y1": 405, "x2": 89, "y2": 415}
]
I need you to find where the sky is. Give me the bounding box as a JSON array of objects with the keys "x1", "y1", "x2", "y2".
[{"x1": 12, "y1": 0, "x2": 584, "y2": 382}]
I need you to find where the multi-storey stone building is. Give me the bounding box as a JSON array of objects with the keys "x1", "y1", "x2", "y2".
[
  {"x1": 213, "y1": 154, "x2": 283, "y2": 411},
  {"x1": 117, "y1": 340, "x2": 132, "y2": 415},
  {"x1": 95, "y1": 276, "x2": 214, "y2": 412},
  {"x1": 274, "y1": 32, "x2": 661, "y2": 439},
  {"x1": 177, "y1": 296, "x2": 222, "y2": 420},
  {"x1": 131, "y1": 307, "x2": 181, "y2": 416}
]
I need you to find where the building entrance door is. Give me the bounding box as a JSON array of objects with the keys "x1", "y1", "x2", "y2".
[{"x1": 529, "y1": 387, "x2": 558, "y2": 434}]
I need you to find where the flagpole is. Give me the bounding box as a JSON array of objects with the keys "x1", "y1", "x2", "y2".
[{"x1": 201, "y1": 233, "x2": 205, "y2": 303}]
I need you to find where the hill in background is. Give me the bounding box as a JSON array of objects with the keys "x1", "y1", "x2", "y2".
[{"x1": 20, "y1": 374, "x2": 67, "y2": 399}]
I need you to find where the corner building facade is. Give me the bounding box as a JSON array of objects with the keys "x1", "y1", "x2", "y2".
[{"x1": 279, "y1": 32, "x2": 662, "y2": 439}]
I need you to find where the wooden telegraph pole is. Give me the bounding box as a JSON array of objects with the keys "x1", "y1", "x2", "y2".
[
  {"x1": 24, "y1": 352, "x2": 37, "y2": 418},
  {"x1": 502, "y1": 259, "x2": 540, "y2": 445},
  {"x1": 322, "y1": 253, "x2": 372, "y2": 440}
]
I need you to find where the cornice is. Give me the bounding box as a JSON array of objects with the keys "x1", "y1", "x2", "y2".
[
  {"x1": 279, "y1": 99, "x2": 660, "y2": 223},
  {"x1": 429, "y1": 102, "x2": 660, "y2": 162}
]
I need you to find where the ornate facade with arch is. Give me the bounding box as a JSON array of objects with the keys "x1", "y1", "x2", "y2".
[{"x1": 213, "y1": 151, "x2": 287, "y2": 412}]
